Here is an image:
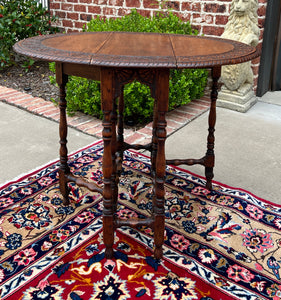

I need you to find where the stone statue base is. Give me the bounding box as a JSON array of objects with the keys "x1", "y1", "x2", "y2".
[{"x1": 217, "y1": 84, "x2": 257, "y2": 113}]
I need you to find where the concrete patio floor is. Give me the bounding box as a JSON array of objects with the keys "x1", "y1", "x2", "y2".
[
  {"x1": 166, "y1": 96, "x2": 281, "y2": 205},
  {"x1": 1, "y1": 90, "x2": 280, "y2": 205}
]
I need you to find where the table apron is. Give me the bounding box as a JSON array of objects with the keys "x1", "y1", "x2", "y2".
[{"x1": 58, "y1": 62, "x2": 101, "y2": 81}]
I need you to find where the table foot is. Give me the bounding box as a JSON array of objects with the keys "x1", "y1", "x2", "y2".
[
  {"x1": 103, "y1": 214, "x2": 115, "y2": 259},
  {"x1": 61, "y1": 192, "x2": 70, "y2": 206},
  {"x1": 205, "y1": 166, "x2": 213, "y2": 190},
  {"x1": 153, "y1": 213, "x2": 165, "y2": 259},
  {"x1": 59, "y1": 167, "x2": 70, "y2": 206},
  {"x1": 62, "y1": 197, "x2": 70, "y2": 206},
  {"x1": 105, "y1": 247, "x2": 114, "y2": 259},
  {"x1": 154, "y1": 247, "x2": 163, "y2": 260}
]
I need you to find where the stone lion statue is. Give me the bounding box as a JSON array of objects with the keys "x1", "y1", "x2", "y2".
[{"x1": 221, "y1": 0, "x2": 260, "y2": 92}]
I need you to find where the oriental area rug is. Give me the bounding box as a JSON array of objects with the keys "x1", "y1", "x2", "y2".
[{"x1": 0, "y1": 140, "x2": 280, "y2": 300}]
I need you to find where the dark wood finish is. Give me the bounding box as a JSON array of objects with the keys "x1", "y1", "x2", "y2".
[
  {"x1": 13, "y1": 32, "x2": 259, "y2": 259},
  {"x1": 14, "y1": 32, "x2": 259, "y2": 69},
  {"x1": 166, "y1": 66, "x2": 221, "y2": 190},
  {"x1": 56, "y1": 62, "x2": 70, "y2": 206},
  {"x1": 62, "y1": 63, "x2": 100, "y2": 81},
  {"x1": 56, "y1": 62, "x2": 103, "y2": 206},
  {"x1": 205, "y1": 66, "x2": 221, "y2": 189},
  {"x1": 153, "y1": 69, "x2": 169, "y2": 259},
  {"x1": 99, "y1": 67, "x2": 170, "y2": 259}
]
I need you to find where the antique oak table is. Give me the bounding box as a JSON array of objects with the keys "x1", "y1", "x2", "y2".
[{"x1": 14, "y1": 32, "x2": 259, "y2": 259}]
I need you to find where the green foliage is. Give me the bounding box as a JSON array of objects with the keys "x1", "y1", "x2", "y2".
[
  {"x1": 85, "y1": 10, "x2": 197, "y2": 35},
  {"x1": 21, "y1": 58, "x2": 35, "y2": 72},
  {"x1": 50, "y1": 10, "x2": 208, "y2": 125},
  {"x1": 0, "y1": 0, "x2": 58, "y2": 69}
]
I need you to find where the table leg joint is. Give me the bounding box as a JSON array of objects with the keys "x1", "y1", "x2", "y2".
[
  {"x1": 115, "y1": 217, "x2": 154, "y2": 228},
  {"x1": 66, "y1": 174, "x2": 103, "y2": 194}
]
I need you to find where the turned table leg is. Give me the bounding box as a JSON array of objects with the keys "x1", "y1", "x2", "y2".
[
  {"x1": 205, "y1": 66, "x2": 221, "y2": 190},
  {"x1": 116, "y1": 88, "x2": 124, "y2": 175},
  {"x1": 56, "y1": 63, "x2": 70, "y2": 206},
  {"x1": 101, "y1": 68, "x2": 116, "y2": 259},
  {"x1": 151, "y1": 99, "x2": 158, "y2": 178},
  {"x1": 153, "y1": 69, "x2": 169, "y2": 259},
  {"x1": 111, "y1": 100, "x2": 118, "y2": 214}
]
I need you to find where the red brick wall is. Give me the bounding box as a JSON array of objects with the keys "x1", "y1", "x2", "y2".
[{"x1": 49, "y1": 0, "x2": 268, "y2": 91}]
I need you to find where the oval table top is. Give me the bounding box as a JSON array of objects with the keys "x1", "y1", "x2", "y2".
[{"x1": 13, "y1": 31, "x2": 259, "y2": 69}]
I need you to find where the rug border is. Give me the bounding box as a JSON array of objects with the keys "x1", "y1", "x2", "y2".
[
  {"x1": 129, "y1": 149, "x2": 281, "y2": 208},
  {"x1": 1, "y1": 139, "x2": 279, "y2": 209},
  {"x1": 0, "y1": 140, "x2": 103, "y2": 190},
  {"x1": 0, "y1": 142, "x2": 279, "y2": 300}
]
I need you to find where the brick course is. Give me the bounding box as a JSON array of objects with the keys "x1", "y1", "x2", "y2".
[
  {"x1": 49, "y1": 0, "x2": 268, "y2": 92},
  {"x1": 0, "y1": 86, "x2": 209, "y2": 144},
  {"x1": 49, "y1": 0, "x2": 266, "y2": 38}
]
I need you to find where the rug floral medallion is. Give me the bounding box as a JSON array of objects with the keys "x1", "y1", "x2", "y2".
[{"x1": 0, "y1": 141, "x2": 280, "y2": 300}]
